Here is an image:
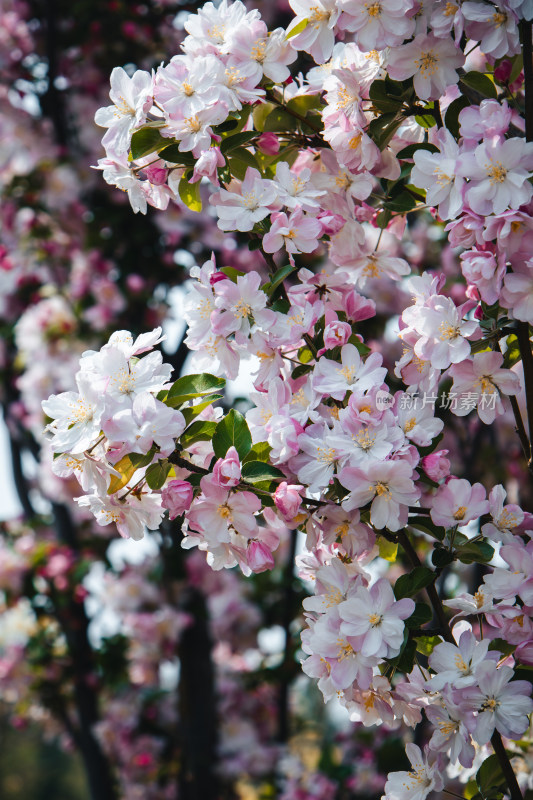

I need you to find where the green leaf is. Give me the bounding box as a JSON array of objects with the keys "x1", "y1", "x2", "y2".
[
  {"x1": 432, "y1": 547, "x2": 455, "y2": 568},
  {"x1": 166, "y1": 373, "x2": 226, "y2": 407},
  {"x1": 158, "y1": 145, "x2": 195, "y2": 167},
  {"x1": 384, "y1": 189, "x2": 420, "y2": 213},
  {"x1": 460, "y1": 71, "x2": 498, "y2": 100},
  {"x1": 287, "y1": 94, "x2": 323, "y2": 116},
  {"x1": 264, "y1": 107, "x2": 298, "y2": 133},
  {"x1": 415, "y1": 105, "x2": 437, "y2": 129},
  {"x1": 456, "y1": 540, "x2": 495, "y2": 565},
  {"x1": 243, "y1": 442, "x2": 272, "y2": 463},
  {"x1": 145, "y1": 460, "x2": 171, "y2": 490},
  {"x1": 227, "y1": 150, "x2": 260, "y2": 181},
  {"x1": 212, "y1": 409, "x2": 252, "y2": 459},
  {"x1": 130, "y1": 127, "x2": 167, "y2": 160},
  {"x1": 297, "y1": 346, "x2": 314, "y2": 365},
  {"x1": 108, "y1": 454, "x2": 139, "y2": 495},
  {"x1": 286, "y1": 17, "x2": 308, "y2": 39},
  {"x1": 241, "y1": 461, "x2": 285, "y2": 483},
  {"x1": 180, "y1": 420, "x2": 218, "y2": 447},
  {"x1": 503, "y1": 334, "x2": 521, "y2": 369},
  {"x1": 262, "y1": 264, "x2": 297, "y2": 296},
  {"x1": 367, "y1": 113, "x2": 403, "y2": 150},
  {"x1": 253, "y1": 102, "x2": 276, "y2": 132},
  {"x1": 378, "y1": 537, "x2": 398, "y2": 562},
  {"x1": 405, "y1": 602, "x2": 433, "y2": 629},
  {"x1": 394, "y1": 566, "x2": 435, "y2": 600},
  {"x1": 178, "y1": 175, "x2": 202, "y2": 212},
  {"x1": 444, "y1": 95, "x2": 470, "y2": 139},
  {"x1": 415, "y1": 634, "x2": 442, "y2": 656},
  {"x1": 348, "y1": 335, "x2": 371, "y2": 356},
  {"x1": 409, "y1": 515, "x2": 445, "y2": 541},
  {"x1": 181, "y1": 395, "x2": 223, "y2": 425},
  {"x1": 476, "y1": 755, "x2": 506, "y2": 797},
  {"x1": 369, "y1": 79, "x2": 405, "y2": 113},
  {"x1": 396, "y1": 142, "x2": 439, "y2": 160},
  {"x1": 220, "y1": 131, "x2": 257, "y2": 154},
  {"x1": 220, "y1": 266, "x2": 246, "y2": 283}
]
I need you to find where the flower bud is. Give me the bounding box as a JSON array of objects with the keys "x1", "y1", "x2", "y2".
[
  {"x1": 212, "y1": 446, "x2": 241, "y2": 487},
  {"x1": 247, "y1": 540, "x2": 275, "y2": 573},
  {"x1": 274, "y1": 482, "x2": 303, "y2": 521},
  {"x1": 421, "y1": 450, "x2": 451, "y2": 482},
  {"x1": 161, "y1": 480, "x2": 193, "y2": 519},
  {"x1": 323, "y1": 320, "x2": 351, "y2": 350},
  {"x1": 316, "y1": 210, "x2": 345, "y2": 236},
  {"x1": 257, "y1": 133, "x2": 280, "y2": 155}
]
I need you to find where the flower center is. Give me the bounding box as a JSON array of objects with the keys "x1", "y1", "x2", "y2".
[
  {"x1": 415, "y1": 51, "x2": 439, "y2": 76},
  {"x1": 438, "y1": 321, "x2": 461, "y2": 341},
  {"x1": 374, "y1": 481, "x2": 390, "y2": 499},
  {"x1": 453, "y1": 506, "x2": 467, "y2": 521},
  {"x1": 365, "y1": 1, "x2": 382, "y2": 16},
  {"x1": 486, "y1": 161, "x2": 507, "y2": 184},
  {"x1": 317, "y1": 446, "x2": 336, "y2": 464}
]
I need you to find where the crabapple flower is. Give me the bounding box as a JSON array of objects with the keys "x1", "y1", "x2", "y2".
[
  {"x1": 210, "y1": 168, "x2": 278, "y2": 232},
  {"x1": 263, "y1": 208, "x2": 322, "y2": 255},
  {"x1": 42, "y1": 377, "x2": 104, "y2": 454},
  {"x1": 212, "y1": 446, "x2": 241, "y2": 488},
  {"x1": 425, "y1": 692, "x2": 475, "y2": 768},
  {"x1": 481, "y1": 485, "x2": 524, "y2": 543},
  {"x1": 500, "y1": 263, "x2": 533, "y2": 323},
  {"x1": 430, "y1": 478, "x2": 488, "y2": 529},
  {"x1": 387, "y1": 33, "x2": 464, "y2": 101},
  {"x1": 458, "y1": 138, "x2": 533, "y2": 216},
  {"x1": 161, "y1": 480, "x2": 194, "y2": 520},
  {"x1": 272, "y1": 162, "x2": 325, "y2": 212},
  {"x1": 411, "y1": 130, "x2": 464, "y2": 220},
  {"x1": 336, "y1": 0, "x2": 415, "y2": 51},
  {"x1": 382, "y1": 744, "x2": 443, "y2": 800},
  {"x1": 340, "y1": 460, "x2": 419, "y2": 532},
  {"x1": 102, "y1": 392, "x2": 186, "y2": 457},
  {"x1": 274, "y1": 482, "x2": 303, "y2": 523},
  {"x1": 339, "y1": 578, "x2": 415, "y2": 659},
  {"x1": 459, "y1": 249, "x2": 506, "y2": 306},
  {"x1": 212, "y1": 270, "x2": 275, "y2": 339},
  {"x1": 286, "y1": 0, "x2": 340, "y2": 63},
  {"x1": 412, "y1": 295, "x2": 479, "y2": 370},
  {"x1": 462, "y1": 2, "x2": 520, "y2": 59},
  {"x1": 77, "y1": 491, "x2": 164, "y2": 541},
  {"x1": 313, "y1": 344, "x2": 387, "y2": 401},
  {"x1": 448, "y1": 351, "x2": 520, "y2": 425},
  {"x1": 421, "y1": 450, "x2": 450, "y2": 482},
  {"x1": 458, "y1": 661, "x2": 533, "y2": 745},
  {"x1": 429, "y1": 629, "x2": 497, "y2": 691},
  {"x1": 95, "y1": 67, "x2": 153, "y2": 157}
]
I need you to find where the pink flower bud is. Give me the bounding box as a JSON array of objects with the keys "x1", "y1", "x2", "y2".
[
  {"x1": 212, "y1": 446, "x2": 241, "y2": 487},
  {"x1": 247, "y1": 540, "x2": 275, "y2": 573},
  {"x1": 421, "y1": 450, "x2": 451, "y2": 482},
  {"x1": 209, "y1": 271, "x2": 228, "y2": 286},
  {"x1": 257, "y1": 133, "x2": 280, "y2": 155},
  {"x1": 316, "y1": 210, "x2": 346, "y2": 236},
  {"x1": 143, "y1": 164, "x2": 168, "y2": 186},
  {"x1": 274, "y1": 482, "x2": 303, "y2": 521},
  {"x1": 161, "y1": 480, "x2": 193, "y2": 519},
  {"x1": 494, "y1": 60, "x2": 512, "y2": 83},
  {"x1": 323, "y1": 320, "x2": 351, "y2": 350}
]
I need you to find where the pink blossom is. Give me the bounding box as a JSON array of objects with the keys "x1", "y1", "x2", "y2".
[
  {"x1": 212, "y1": 446, "x2": 241, "y2": 488},
  {"x1": 430, "y1": 478, "x2": 489, "y2": 529},
  {"x1": 274, "y1": 482, "x2": 303, "y2": 522},
  {"x1": 323, "y1": 320, "x2": 351, "y2": 350},
  {"x1": 161, "y1": 480, "x2": 194, "y2": 520},
  {"x1": 246, "y1": 540, "x2": 275, "y2": 573},
  {"x1": 421, "y1": 450, "x2": 450, "y2": 482}
]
